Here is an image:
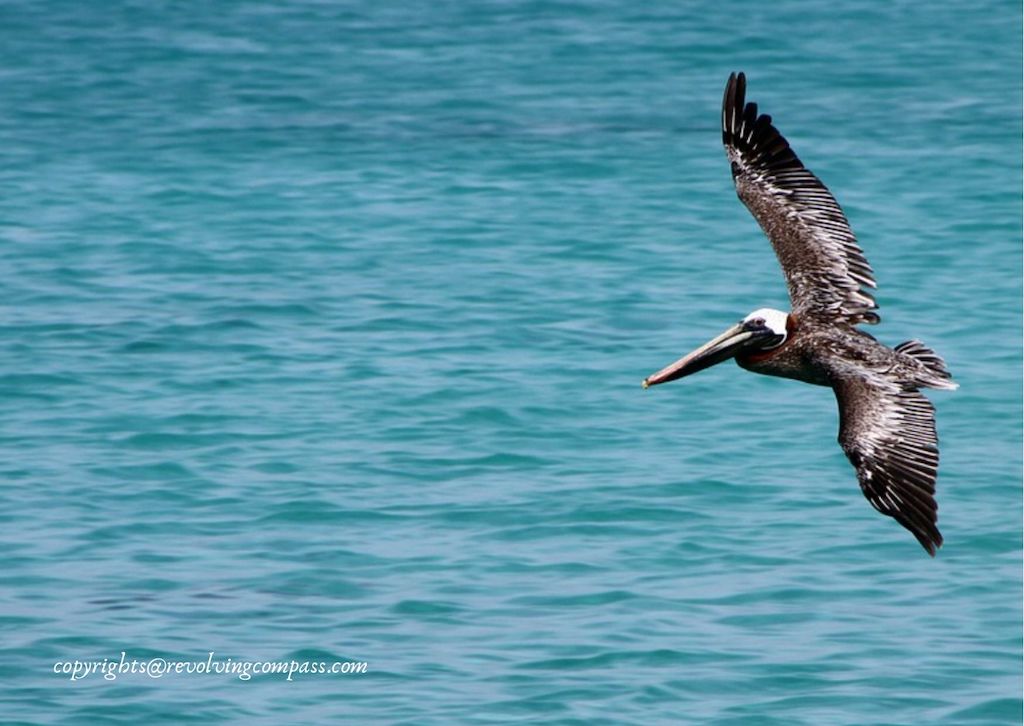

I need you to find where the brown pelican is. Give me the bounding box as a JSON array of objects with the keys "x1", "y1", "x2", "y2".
[{"x1": 643, "y1": 72, "x2": 957, "y2": 555}]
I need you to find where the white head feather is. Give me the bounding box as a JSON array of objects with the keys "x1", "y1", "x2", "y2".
[{"x1": 743, "y1": 307, "x2": 789, "y2": 343}]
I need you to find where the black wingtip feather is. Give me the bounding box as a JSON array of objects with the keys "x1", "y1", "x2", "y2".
[
  {"x1": 722, "y1": 71, "x2": 801, "y2": 173},
  {"x1": 892, "y1": 506, "x2": 942, "y2": 556},
  {"x1": 722, "y1": 72, "x2": 738, "y2": 145}
]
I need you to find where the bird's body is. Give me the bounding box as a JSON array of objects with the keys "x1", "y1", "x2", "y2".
[
  {"x1": 737, "y1": 318, "x2": 952, "y2": 391},
  {"x1": 643, "y1": 73, "x2": 957, "y2": 555}
]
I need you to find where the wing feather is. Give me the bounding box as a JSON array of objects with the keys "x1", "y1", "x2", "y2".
[
  {"x1": 722, "y1": 72, "x2": 880, "y2": 325},
  {"x1": 832, "y1": 375, "x2": 944, "y2": 555}
]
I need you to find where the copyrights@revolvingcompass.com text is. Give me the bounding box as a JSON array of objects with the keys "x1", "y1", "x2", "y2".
[{"x1": 53, "y1": 652, "x2": 369, "y2": 682}]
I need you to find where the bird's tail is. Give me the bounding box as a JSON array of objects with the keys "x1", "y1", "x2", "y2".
[{"x1": 895, "y1": 340, "x2": 959, "y2": 390}]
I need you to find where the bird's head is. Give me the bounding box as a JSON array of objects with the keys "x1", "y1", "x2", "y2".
[{"x1": 642, "y1": 307, "x2": 789, "y2": 388}]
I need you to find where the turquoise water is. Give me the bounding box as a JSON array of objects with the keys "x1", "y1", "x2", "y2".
[{"x1": 1, "y1": 1, "x2": 1020, "y2": 723}]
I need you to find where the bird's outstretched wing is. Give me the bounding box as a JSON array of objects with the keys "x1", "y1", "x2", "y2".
[
  {"x1": 831, "y1": 374, "x2": 944, "y2": 555},
  {"x1": 722, "y1": 72, "x2": 879, "y2": 326}
]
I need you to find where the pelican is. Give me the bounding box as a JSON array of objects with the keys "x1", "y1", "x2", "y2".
[{"x1": 643, "y1": 73, "x2": 957, "y2": 555}]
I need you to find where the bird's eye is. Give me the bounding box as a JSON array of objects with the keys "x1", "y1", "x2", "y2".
[{"x1": 751, "y1": 317, "x2": 765, "y2": 326}]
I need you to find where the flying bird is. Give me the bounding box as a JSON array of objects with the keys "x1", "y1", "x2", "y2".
[{"x1": 643, "y1": 73, "x2": 957, "y2": 555}]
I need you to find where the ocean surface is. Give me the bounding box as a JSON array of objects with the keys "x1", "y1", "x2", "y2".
[{"x1": 0, "y1": 1, "x2": 1020, "y2": 723}]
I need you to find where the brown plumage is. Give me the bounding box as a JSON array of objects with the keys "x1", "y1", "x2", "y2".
[
  {"x1": 723, "y1": 72, "x2": 879, "y2": 327},
  {"x1": 643, "y1": 73, "x2": 957, "y2": 556}
]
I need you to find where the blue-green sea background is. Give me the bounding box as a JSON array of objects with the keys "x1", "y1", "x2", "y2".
[{"x1": 1, "y1": 1, "x2": 1020, "y2": 723}]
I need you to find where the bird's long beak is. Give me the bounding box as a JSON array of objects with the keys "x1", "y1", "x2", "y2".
[{"x1": 643, "y1": 322, "x2": 753, "y2": 388}]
